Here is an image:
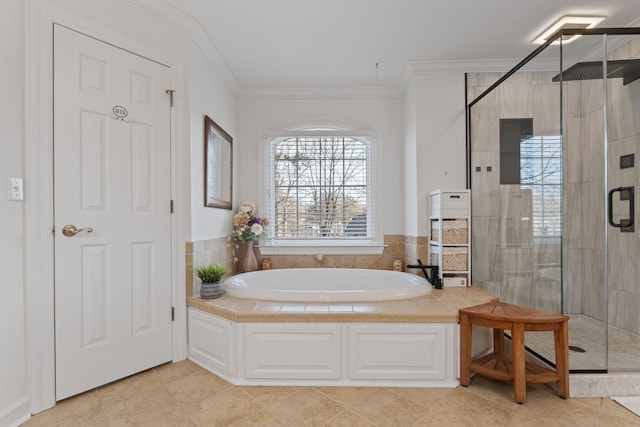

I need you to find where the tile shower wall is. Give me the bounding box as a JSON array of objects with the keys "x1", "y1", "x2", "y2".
[
  {"x1": 565, "y1": 75, "x2": 605, "y2": 322},
  {"x1": 603, "y1": 37, "x2": 640, "y2": 337},
  {"x1": 468, "y1": 71, "x2": 563, "y2": 313},
  {"x1": 186, "y1": 235, "x2": 417, "y2": 297},
  {"x1": 565, "y1": 36, "x2": 640, "y2": 336},
  {"x1": 469, "y1": 35, "x2": 640, "y2": 340}
]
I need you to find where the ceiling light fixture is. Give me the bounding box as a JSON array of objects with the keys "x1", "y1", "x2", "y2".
[{"x1": 532, "y1": 15, "x2": 606, "y2": 45}]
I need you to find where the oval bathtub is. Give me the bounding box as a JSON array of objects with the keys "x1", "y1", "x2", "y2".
[{"x1": 223, "y1": 268, "x2": 431, "y2": 302}]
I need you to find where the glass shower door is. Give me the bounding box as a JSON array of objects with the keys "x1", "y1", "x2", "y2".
[
  {"x1": 604, "y1": 34, "x2": 640, "y2": 371},
  {"x1": 560, "y1": 35, "x2": 608, "y2": 371},
  {"x1": 561, "y1": 31, "x2": 640, "y2": 371},
  {"x1": 468, "y1": 50, "x2": 568, "y2": 365},
  {"x1": 470, "y1": 28, "x2": 640, "y2": 374}
]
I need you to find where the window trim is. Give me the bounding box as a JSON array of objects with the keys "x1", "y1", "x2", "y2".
[{"x1": 259, "y1": 129, "x2": 383, "y2": 255}]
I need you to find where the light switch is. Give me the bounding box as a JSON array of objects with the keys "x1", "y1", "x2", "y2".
[{"x1": 8, "y1": 177, "x2": 23, "y2": 201}]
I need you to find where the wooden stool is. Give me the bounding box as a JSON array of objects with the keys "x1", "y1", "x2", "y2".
[{"x1": 459, "y1": 301, "x2": 569, "y2": 403}]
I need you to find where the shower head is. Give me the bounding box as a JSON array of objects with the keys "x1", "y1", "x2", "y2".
[{"x1": 552, "y1": 59, "x2": 640, "y2": 85}]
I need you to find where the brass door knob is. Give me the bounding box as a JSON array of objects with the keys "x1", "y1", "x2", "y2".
[{"x1": 61, "y1": 224, "x2": 93, "y2": 237}]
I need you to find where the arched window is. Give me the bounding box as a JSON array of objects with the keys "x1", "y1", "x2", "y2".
[{"x1": 261, "y1": 130, "x2": 382, "y2": 254}]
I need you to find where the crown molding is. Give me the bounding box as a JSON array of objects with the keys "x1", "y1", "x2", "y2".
[
  {"x1": 239, "y1": 86, "x2": 402, "y2": 101},
  {"x1": 411, "y1": 57, "x2": 565, "y2": 74},
  {"x1": 399, "y1": 56, "x2": 575, "y2": 94},
  {"x1": 122, "y1": 0, "x2": 239, "y2": 93},
  {"x1": 399, "y1": 59, "x2": 519, "y2": 94}
]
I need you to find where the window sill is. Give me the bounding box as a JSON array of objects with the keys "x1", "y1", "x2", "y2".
[{"x1": 258, "y1": 244, "x2": 386, "y2": 256}]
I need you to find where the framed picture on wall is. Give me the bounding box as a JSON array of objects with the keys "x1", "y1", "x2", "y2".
[{"x1": 204, "y1": 115, "x2": 233, "y2": 209}]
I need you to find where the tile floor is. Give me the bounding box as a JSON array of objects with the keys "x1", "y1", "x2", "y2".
[
  {"x1": 23, "y1": 360, "x2": 639, "y2": 426},
  {"x1": 524, "y1": 314, "x2": 640, "y2": 371}
]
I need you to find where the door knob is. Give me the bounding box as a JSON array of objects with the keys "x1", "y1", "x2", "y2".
[{"x1": 62, "y1": 224, "x2": 93, "y2": 237}]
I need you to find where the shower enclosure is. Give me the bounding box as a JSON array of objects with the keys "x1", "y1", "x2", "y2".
[{"x1": 468, "y1": 28, "x2": 640, "y2": 374}]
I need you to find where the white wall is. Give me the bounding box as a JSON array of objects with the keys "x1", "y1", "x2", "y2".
[
  {"x1": 403, "y1": 79, "x2": 418, "y2": 237},
  {"x1": 4, "y1": 0, "x2": 239, "y2": 421},
  {"x1": 237, "y1": 92, "x2": 405, "y2": 236},
  {"x1": 0, "y1": 1, "x2": 29, "y2": 425},
  {"x1": 413, "y1": 72, "x2": 467, "y2": 236},
  {"x1": 189, "y1": 48, "x2": 238, "y2": 241}
]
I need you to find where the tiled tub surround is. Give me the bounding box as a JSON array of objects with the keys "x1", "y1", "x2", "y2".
[
  {"x1": 186, "y1": 287, "x2": 497, "y2": 388},
  {"x1": 186, "y1": 238, "x2": 235, "y2": 298},
  {"x1": 186, "y1": 235, "x2": 430, "y2": 297},
  {"x1": 252, "y1": 234, "x2": 408, "y2": 270},
  {"x1": 404, "y1": 235, "x2": 429, "y2": 274}
]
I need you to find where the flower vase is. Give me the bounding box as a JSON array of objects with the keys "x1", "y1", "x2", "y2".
[{"x1": 243, "y1": 239, "x2": 258, "y2": 272}]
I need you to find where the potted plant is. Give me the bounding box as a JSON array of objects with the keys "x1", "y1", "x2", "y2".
[{"x1": 196, "y1": 264, "x2": 229, "y2": 299}]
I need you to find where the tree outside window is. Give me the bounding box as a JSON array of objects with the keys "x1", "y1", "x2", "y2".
[
  {"x1": 269, "y1": 136, "x2": 372, "y2": 240},
  {"x1": 520, "y1": 135, "x2": 562, "y2": 238}
]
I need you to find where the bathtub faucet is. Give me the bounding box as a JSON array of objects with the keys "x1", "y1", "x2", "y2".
[{"x1": 406, "y1": 259, "x2": 442, "y2": 289}]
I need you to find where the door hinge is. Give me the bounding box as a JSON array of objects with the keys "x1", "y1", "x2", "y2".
[
  {"x1": 165, "y1": 89, "x2": 175, "y2": 107},
  {"x1": 170, "y1": 199, "x2": 174, "y2": 213},
  {"x1": 171, "y1": 306, "x2": 175, "y2": 321}
]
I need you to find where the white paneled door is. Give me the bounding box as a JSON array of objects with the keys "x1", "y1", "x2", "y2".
[{"x1": 53, "y1": 25, "x2": 173, "y2": 400}]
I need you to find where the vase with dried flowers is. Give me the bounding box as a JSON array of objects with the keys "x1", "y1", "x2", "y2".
[{"x1": 229, "y1": 201, "x2": 269, "y2": 272}]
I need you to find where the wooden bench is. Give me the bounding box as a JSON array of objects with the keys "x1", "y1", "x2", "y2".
[{"x1": 459, "y1": 301, "x2": 569, "y2": 403}]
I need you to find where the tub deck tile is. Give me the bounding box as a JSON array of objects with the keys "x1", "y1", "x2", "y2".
[
  {"x1": 375, "y1": 301, "x2": 424, "y2": 313},
  {"x1": 280, "y1": 304, "x2": 306, "y2": 313},
  {"x1": 255, "y1": 302, "x2": 282, "y2": 312},
  {"x1": 188, "y1": 287, "x2": 497, "y2": 324},
  {"x1": 352, "y1": 304, "x2": 378, "y2": 313},
  {"x1": 233, "y1": 301, "x2": 261, "y2": 312},
  {"x1": 304, "y1": 305, "x2": 330, "y2": 313},
  {"x1": 329, "y1": 304, "x2": 354, "y2": 313}
]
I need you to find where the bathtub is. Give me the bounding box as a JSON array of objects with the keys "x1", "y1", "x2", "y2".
[{"x1": 223, "y1": 268, "x2": 431, "y2": 302}]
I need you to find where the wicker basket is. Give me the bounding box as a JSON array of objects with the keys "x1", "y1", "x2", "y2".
[
  {"x1": 442, "y1": 247, "x2": 468, "y2": 271},
  {"x1": 441, "y1": 220, "x2": 468, "y2": 244}
]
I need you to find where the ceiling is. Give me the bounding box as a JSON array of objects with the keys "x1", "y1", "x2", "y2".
[{"x1": 159, "y1": 0, "x2": 640, "y2": 89}]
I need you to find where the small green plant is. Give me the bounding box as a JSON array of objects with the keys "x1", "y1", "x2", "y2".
[{"x1": 195, "y1": 264, "x2": 229, "y2": 283}]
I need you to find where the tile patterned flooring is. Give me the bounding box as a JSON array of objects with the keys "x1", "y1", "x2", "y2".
[
  {"x1": 23, "y1": 360, "x2": 639, "y2": 426},
  {"x1": 524, "y1": 315, "x2": 640, "y2": 371}
]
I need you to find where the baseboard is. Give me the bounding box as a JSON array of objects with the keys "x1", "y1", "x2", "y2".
[{"x1": 0, "y1": 396, "x2": 31, "y2": 427}]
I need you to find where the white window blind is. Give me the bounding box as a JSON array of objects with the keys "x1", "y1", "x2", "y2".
[
  {"x1": 265, "y1": 135, "x2": 375, "y2": 241},
  {"x1": 520, "y1": 135, "x2": 562, "y2": 237}
]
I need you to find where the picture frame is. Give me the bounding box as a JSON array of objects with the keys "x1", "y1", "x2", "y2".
[{"x1": 204, "y1": 115, "x2": 233, "y2": 209}]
